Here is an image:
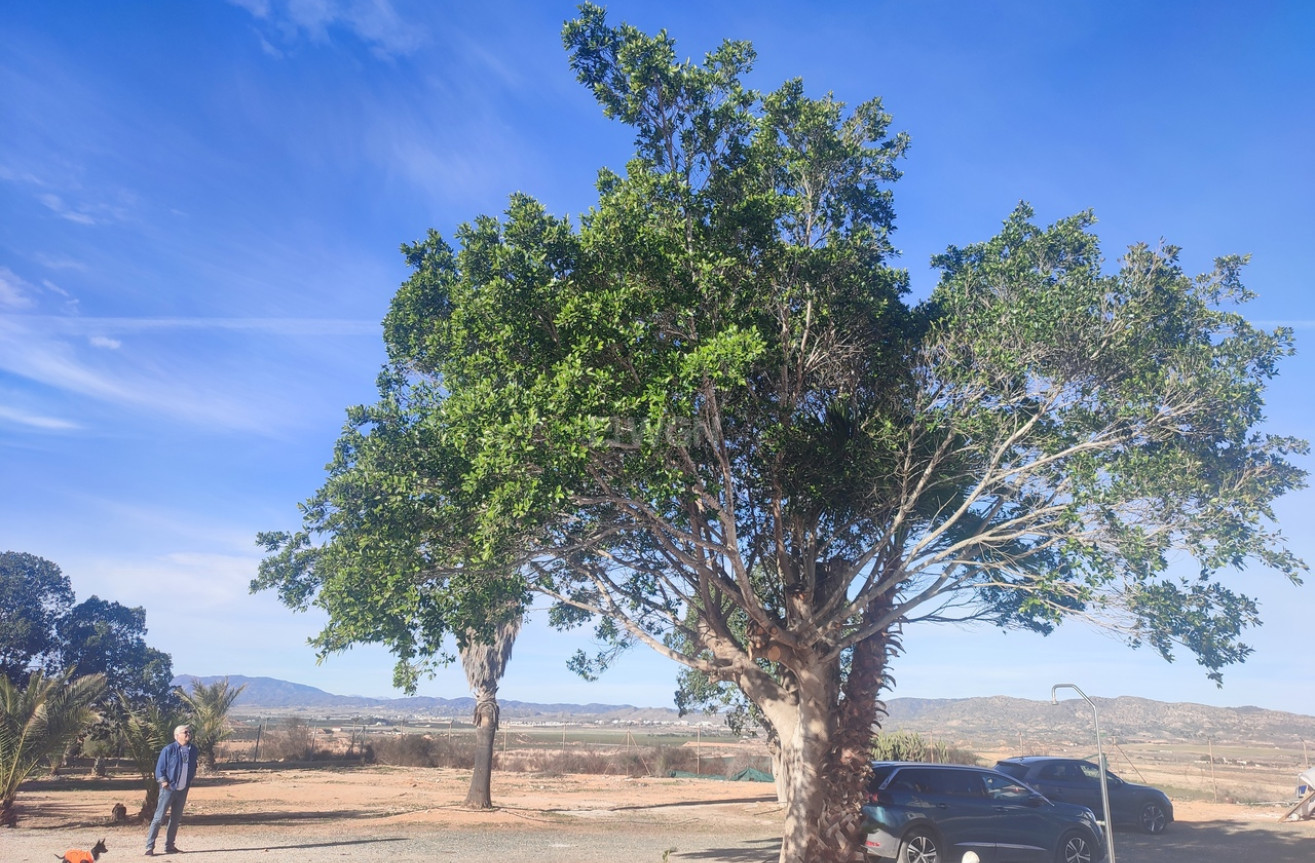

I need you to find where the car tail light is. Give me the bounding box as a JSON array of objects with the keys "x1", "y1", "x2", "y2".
[{"x1": 866, "y1": 788, "x2": 890, "y2": 805}]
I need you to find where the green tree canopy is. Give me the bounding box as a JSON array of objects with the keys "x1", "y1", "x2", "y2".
[
  {"x1": 256, "y1": 6, "x2": 1305, "y2": 861},
  {"x1": 56, "y1": 596, "x2": 176, "y2": 713},
  {"x1": 0, "y1": 552, "x2": 75, "y2": 685}
]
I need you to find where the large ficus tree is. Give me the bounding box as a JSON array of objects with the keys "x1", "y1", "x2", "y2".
[
  {"x1": 255, "y1": 7, "x2": 1305, "y2": 862},
  {"x1": 0, "y1": 552, "x2": 75, "y2": 686}
]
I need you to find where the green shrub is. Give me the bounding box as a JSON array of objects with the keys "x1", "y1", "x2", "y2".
[{"x1": 871, "y1": 730, "x2": 978, "y2": 765}]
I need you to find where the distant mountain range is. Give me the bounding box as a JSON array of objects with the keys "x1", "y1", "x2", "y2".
[
  {"x1": 175, "y1": 675, "x2": 1315, "y2": 747},
  {"x1": 173, "y1": 675, "x2": 685, "y2": 724},
  {"x1": 880, "y1": 695, "x2": 1315, "y2": 749}
]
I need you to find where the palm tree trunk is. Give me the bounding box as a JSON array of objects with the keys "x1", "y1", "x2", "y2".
[
  {"x1": 815, "y1": 592, "x2": 900, "y2": 863},
  {"x1": 459, "y1": 610, "x2": 522, "y2": 810},
  {"x1": 464, "y1": 693, "x2": 499, "y2": 809},
  {"x1": 139, "y1": 781, "x2": 160, "y2": 821}
]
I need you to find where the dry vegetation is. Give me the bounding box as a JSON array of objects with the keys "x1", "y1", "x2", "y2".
[
  {"x1": 212, "y1": 716, "x2": 774, "y2": 780},
  {"x1": 208, "y1": 713, "x2": 1313, "y2": 807}
]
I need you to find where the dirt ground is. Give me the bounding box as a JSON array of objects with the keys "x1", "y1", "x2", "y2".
[{"x1": 3, "y1": 765, "x2": 1313, "y2": 863}]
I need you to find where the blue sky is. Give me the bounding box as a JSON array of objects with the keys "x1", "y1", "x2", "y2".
[{"x1": 2, "y1": 1, "x2": 1313, "y2": 716}]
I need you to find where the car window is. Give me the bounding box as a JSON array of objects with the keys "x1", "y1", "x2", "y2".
[
  {"x1": 1038, "y1": 763, "x2": 1067, "y2": 780},
  {"x1": 995, "y1": 762, "x2": 1026, "y2": 779},
  {"x1": 868, "y1": 764, "x2": 896, "y2": 792},
  {"x1": 889, "y1": 768, "x2": 935, "y2": 794},
  {"x1": 888, "y1": 767, "x2": 989, "y2": 798},
  {"x1": 932, "y1": 769, "x2": 987, "y2": 798},
  {"x1": 982, "y1": 773, "x2": 1033, "y2": 800},
  {"x1": 950, "y1": 771, "x2": 988, "y2": 798},
  {"x1": 1076, "y1": 762, "x2": 1123, "y2": 784}
]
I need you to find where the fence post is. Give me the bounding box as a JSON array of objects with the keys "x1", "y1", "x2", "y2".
[{"x1": 1208, "y1": 738, "x2": 1217, "y2": 801}]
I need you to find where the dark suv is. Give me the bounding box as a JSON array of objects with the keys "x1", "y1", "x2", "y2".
[
  {"x1": 862, "y1": 761, "x2": 1105, "y2": 862},
  {"x1": 994, "y1": 757, "x2": 1173, "y2": 834}
]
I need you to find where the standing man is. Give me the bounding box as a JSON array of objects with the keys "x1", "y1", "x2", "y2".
[{"x1": 144, "y1": 724, "x2": 197, "y2": 856}]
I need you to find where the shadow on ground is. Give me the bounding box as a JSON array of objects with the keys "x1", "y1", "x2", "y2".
[
  {"x1": 1090, "y1": 816, "x2": 1310, "y2": 863},
  {"x1": 589, "y1": 794, "x2": 777, "y2": 813},
  {"x1": 141, "y1": 837, "x2": 408, "y2": 855},
  {"x1": 185, "y1": 808, "x2": 402, "y2": 826},
  {"x1": 671, "y1": 836, "x2": 781, "y2": 862}
]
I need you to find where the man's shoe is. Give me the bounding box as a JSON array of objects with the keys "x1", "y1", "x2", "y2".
[
  {"x1": 164, "y1": 847, "x2": 182, "y2": 854},
  {"x1": 144, "y1": 852, "x2": 155, "y2": 857}
]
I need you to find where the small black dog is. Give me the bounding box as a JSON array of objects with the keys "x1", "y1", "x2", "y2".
[{"x1": 57, "y1": 837, "x2": 108, "y2": 863}]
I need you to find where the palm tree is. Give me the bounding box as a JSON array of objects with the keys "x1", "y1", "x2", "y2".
[
  {"x1": 460, "y1": 611, "x2": 521, "y2": 809},
  {"x1": 0, "y1": 670, "x2": 105, "y2": 826},
  {"x1": 118, "y1": 698, "x2": 184, "y2": 819},
  {"x1": 177, "y1": 677, "x2": 246, "y2": 770}
]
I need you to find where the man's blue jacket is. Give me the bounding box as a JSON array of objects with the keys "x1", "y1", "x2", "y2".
[{"x1": 155, "y1": 741, "x2": 198, "y2": 788}]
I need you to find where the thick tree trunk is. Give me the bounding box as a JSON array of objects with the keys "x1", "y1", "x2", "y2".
[
  {"x1": 463, "y1": 692, "x2": 499, "y2": 809},
  {"x1": 772, "y1": 659, "x2": 841, "y2": 863},
  {"x1": 765, "y1": 730, "x2": 785, "y2": 804},
  {"x1": 815, "y1": 594, "x2": 900, "y2": 863}
]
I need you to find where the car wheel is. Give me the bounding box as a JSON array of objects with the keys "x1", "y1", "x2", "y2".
[
  {"x1": 897, "y1": 828, "x2": 940, "y2": 863},
  {"x1": 1055, "y1": 830, "x2": 1095, "y2": 863},
  {"x1": 1139, "y1": 800, "x2": 1169, "y2": 834}
]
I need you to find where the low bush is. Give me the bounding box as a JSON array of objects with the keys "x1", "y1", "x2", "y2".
[
  {"x1": 262, "y1": 716, "x2": 328, "y2": 762},
  {"x1": 367, "y1": 739, "x2": 725, "y2": 779},
  {"x1": 366, "y1": 734, "x2": 476, "y2": 769}
]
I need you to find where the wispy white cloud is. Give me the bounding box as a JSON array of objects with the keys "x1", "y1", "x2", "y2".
[
  {"x1": 0, "y1": 404, "x2": 80, "y2": 430},
  {"x1": 0, "y1": 317, "x2": 140, "y2": 402},
  {"x1": 44, "y1": 498, "x2": 268, "y2": 605},
  {"x1": 0, "y1": 267, "x2": 36, "y2": 308},
  {"x1": 32, "y1": 254, "x2": 88, "y2": 272},
  {"x1": 28, "y1": 315, "x2": 379, "y2": 337},
  {"x1": 68, "y1": 549, "x2": 264, "y2": 611},
  {"x1": 36, "y1": 187, "x2": 136, "y2": 227},
  {"x1": 0, "y1": 317, "x2": 331, "y2": 432},
  {"x1": 230, "y1": 0, "x2": 426, "y2": 58},
  {"x1": 0, "y1": 314, "x2": 381, "y2": 434},
  {"x1": 39, "y1": 192, "x2": 98, "y2": 225},
  {"x1": 1254, "y1": 320, "x2": 1315, "y2": 330},
  {"x1": 257, "y1": 34, "x2": 285, "y2": 59},
  {"x1": 0, "y1": 267, "x2": 79, "y2": 312}
]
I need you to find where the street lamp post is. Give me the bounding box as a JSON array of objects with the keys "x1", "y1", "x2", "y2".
[{"x1": 1051, "y1": 683, "x2": 1115, "y2": 863}]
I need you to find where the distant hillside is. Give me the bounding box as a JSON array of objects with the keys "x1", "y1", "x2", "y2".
[
  {"x1": 173, "y1": 675, "x2": 686, "y2": 724},
  {"x1": 883, "y1": 695, "x2": 1315, "y2": 749},
  {"x1": 176, "y1": 675, "x2": 1315, "y2": 746}
]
